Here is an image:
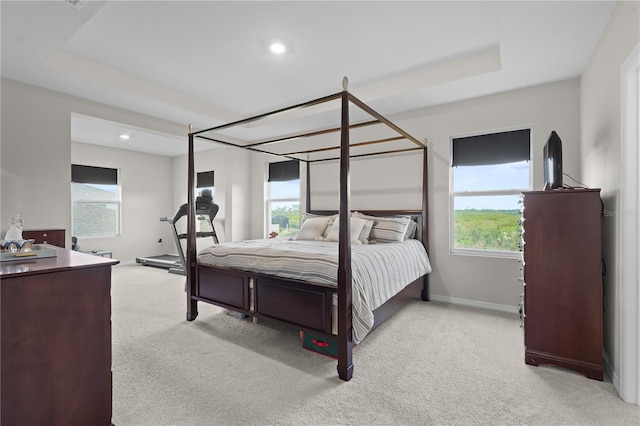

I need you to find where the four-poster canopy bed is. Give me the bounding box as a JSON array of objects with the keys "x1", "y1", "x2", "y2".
[{"x1": 185, "y1": 78, "x2": 431, "y2": 381}]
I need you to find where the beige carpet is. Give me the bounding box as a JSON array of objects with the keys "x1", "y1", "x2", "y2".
[{"x1": 111, "y1": 263, "x2": 639, "y2": 425}]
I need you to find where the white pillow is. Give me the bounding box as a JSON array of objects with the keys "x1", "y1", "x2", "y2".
[
  {"x1": 325, "y1": 216, "x2": 368, "y2": 244},
  {"x1": 296, "y1": 217, "x2": 330, "y2": 241},
  {"x1": 404, "y1": 219, "x2": 418, "y2": 240},
  {"x1": 323, "y1": 217, "x2": 336, "y2": 238},
  {"x1": 301, "y1": 213, "x2": 337, "y2": 238},
  {"x1": 358, "y1": 219, "x2": 375, "y2": 244},
  {"x1": 302, "y1": 212, "x2": 337, "y2": 222}
]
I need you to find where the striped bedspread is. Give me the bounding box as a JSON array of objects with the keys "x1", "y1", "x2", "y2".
[{"x1": 198, "y1": 238, "x2": 432, "y2": 343}]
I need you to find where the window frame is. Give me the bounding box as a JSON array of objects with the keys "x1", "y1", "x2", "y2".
[
  {"x1": 196, "y1": 170, "x2": 215, "y2": 199},
  {"x1": 71, "y1": 166, "x2": 122, "y2": 239},
  {"x1": 266, "y1": 180, "x2": 301, "y2": 238},
  {"x1": 449, "y1": 127, "x2": 532, "y2": 259},
  {"x1": 265, "y1": 161, "x2": 300, "y2": 238}
]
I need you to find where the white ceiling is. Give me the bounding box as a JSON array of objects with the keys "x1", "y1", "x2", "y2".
[{"x1": 1, "y1": 1, "x2": 616, "y2": 157}]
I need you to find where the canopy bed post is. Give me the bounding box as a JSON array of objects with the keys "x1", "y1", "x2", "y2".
[
  {"x1": 337, "y1": 87, "x2": 354, "y2": 381},
  {"x1": 421, "y1": 146, "x2": 430, "y2": 301},
  {"x1": 305, "y1": 160, "x2": 311, "y2": 213},
  {"x1": 186, "y1": 125, "x2": 198, "y2": 321}
]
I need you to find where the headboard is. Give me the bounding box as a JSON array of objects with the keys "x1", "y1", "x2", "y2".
[{"x1": 307, "y1": 209, "x2": 426, "y2": 245}]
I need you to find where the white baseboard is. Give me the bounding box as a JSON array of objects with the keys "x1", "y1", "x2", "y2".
[
  {"x1": 603, "y1": 349, "x2": 621, "y2": 391},
  {"x1": 430, "y1": 294, "x2": 519, "y2": 314}
]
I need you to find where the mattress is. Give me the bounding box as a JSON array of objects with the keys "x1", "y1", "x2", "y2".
[{"x1": 198, "y1": 238, "x2": 432, "y2": 343}]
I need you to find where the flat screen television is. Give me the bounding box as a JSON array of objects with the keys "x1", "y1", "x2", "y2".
[{"x1": 544, "y1": 131, "x2": 563, "y2": 190}]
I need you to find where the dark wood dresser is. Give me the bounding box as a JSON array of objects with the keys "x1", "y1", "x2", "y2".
[
  {"x1": 1, "y1": 247, "x2": 119, "y2": 425},
  {"x1": 520, "y1": 188, "x2": 603, "y2": 380},
  {"x1": 21, "y1": 228, "x2": 66, "y2": 248}
]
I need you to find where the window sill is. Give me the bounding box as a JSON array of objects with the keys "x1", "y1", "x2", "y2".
[
  {"x1": 450, "y1": 248, "x2": 522, "y2": 260},
  {"x1": 75, "y1": 234, "x2": 120, "y2": 240}
]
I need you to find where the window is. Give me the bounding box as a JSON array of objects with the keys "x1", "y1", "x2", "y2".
[
  {"x1": 451, "y1": 129, "x2": 530, "y2": 257},
  {"x1": 267, "y1": 160, "x2": 300, "y2": 238},
  {"x1": 196, "y1": 170, "x2": 216, "y2": 234},
  {"x1": 197, "y1": 170, "x2": 215, "y2": 198},
  {"x1": 71, "y1": 164, "x2": 121, "y2": 238}
]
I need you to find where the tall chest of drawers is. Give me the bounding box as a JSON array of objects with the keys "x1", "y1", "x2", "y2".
[{"x1": 519, "y1": 189, "x2": 603, "y2": 380}]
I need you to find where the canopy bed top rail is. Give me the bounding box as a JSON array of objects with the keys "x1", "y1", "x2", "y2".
[
  {"x1": 345, "y1": 92, "x2": 423, "y2": 148},
  {"x1": 195, "y1": 132, "x2": 423, "y2": 164},
  {"x1": 195, "y1": 134, "x2": 305, "y2": 164},
  {"x1": 243, "y1": 119, "x2": 380, "y2": 149},
  {"x1": 306, "y1": 146, "x2": 423, "y2": 163},
  {"x1": 281, "y1": 135, "x2": 406, "y2": 157},
  {"x1": 188, "y1": 86, "x2": 428, "y2": 163},
  {"x1": 190, "y1": 91, "x2": 344, "y2": 136}
]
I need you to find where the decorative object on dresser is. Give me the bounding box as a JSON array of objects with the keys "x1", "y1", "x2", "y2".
[
  {"x1": 21, "y1": 228, "x2": 65, "y2": 248},
  {"x1": 1, "y1": 248, "x2": 119, "y2": 425},
  {"x1": 4, "y1": 214, "x2": 24, "y2": 240},
  {"x1": 519, "y1": 188, "x2": 603, "y2": 380}
]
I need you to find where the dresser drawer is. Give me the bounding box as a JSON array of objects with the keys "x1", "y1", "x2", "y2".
[{"x1": 22, "y1": 229, "x2": 66, "y2": 248}]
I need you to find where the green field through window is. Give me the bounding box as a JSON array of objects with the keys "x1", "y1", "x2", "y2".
[{"x1": 454, "y1": 209, "x2": 521, "y2": 252}]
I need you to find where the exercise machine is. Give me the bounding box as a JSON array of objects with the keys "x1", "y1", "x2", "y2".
[{"x1": 136, "y1": 190, "x2": 219, "y2": 275}]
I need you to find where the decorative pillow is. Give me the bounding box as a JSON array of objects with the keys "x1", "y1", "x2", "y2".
[
  {"x1": 325, "y1": 216, "x2": 368, "y2": 244},
  {"x1": 352, "y1": 211, "x2": 411, "y2": 243},
  {"x1": 302, "y1": 212, "x2": 337, "y2": 222},
  {"x1": 296, "y1": 217, "x2": 330, "y2": 241},
  {"x1": 358, "y1": 219, "x2": 375, "y2": 244},
  {"x1": 404, "y1": 219, "x2": 418, "y2": 240},
  {"x1": 301, "y1": 213, "x2": 337, "y2": 238},
  {"x1": 323, "y1": 218, "x2": 336, "y2": 238}
]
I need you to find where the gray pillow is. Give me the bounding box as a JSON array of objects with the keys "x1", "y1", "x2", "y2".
[{"x1": 352, "y1": 212, "x2": 411, "y2": 243}]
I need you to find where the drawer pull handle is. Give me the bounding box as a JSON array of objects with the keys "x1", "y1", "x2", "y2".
[{"x1": 312, "y1": 339, "x2": 329, "y2": 348}]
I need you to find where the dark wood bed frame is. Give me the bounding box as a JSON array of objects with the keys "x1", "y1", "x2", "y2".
[{"x1": 185, "y1": 81, "x2": 429, "y2": 381}]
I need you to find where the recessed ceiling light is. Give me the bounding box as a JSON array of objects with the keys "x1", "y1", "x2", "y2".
[
  {"x1": 270, "y1": 42, "x2": 286, "y2": 55},
  {"x1": 119, "y1": 134, "x2": 130, "y2": 140}
]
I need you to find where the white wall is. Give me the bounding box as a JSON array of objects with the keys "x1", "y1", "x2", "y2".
[
  {"x1": 2, "y1": 79, "x2": 75, "y2": 240},
  {"x1": 308, "y1": 151, "x2": 424, "y2": 211},
  {"x1": 580, "y1": 0, "x2": 639, "y2": 387},
  {"x1": 390, "y1": 79, "x2": 582, "y2": 309},
  {"x1": 172, "y1": 145, "x2": 253, "y2": 244},
  {"x1": 228, "y1": 148, "x2": 252, "y2": 241},
  {"x1": 249, "y1": 153, "x2": 270, "y2": 239},
  {"x1": 71, "y1": 142, "x2": 174, "y2": 260},
  {"x1": 1, "y1": 78, "x2": 186, "y2": 258}
]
